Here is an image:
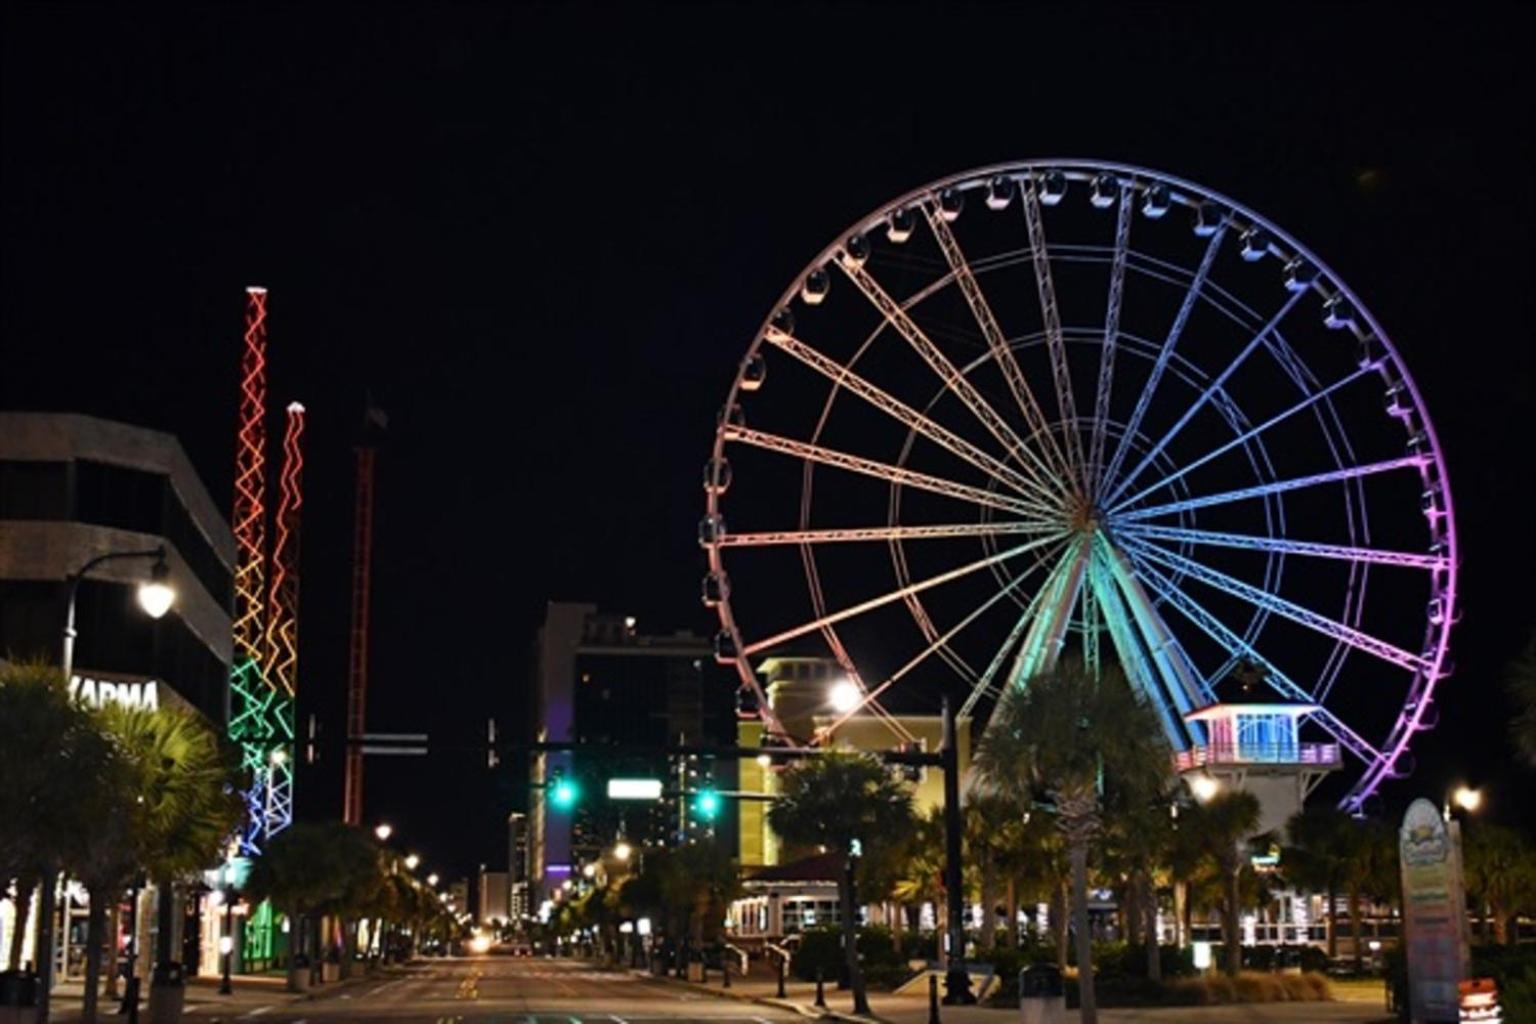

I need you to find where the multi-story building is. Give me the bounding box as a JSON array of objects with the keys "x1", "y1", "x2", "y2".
[
  {"x1": 507, "y1": 812, "x2": 530, "y2": 922},
  {"x1": 0, "y1": 411, "x2": 234, "y2": 976},
  {"x1": 528, "y1": 602, "x2": 737, "y2": 907},
  {"x1": 476, "y1": 867, "x2": 509, "y2": 928}
]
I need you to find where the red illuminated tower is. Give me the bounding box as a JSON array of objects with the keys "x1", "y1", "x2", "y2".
[
  {"x1": 263, "y1": 402, "x2": 305, "y2": 834},
  {"x1": 342, "y1": 406, "x2": 384, "y2": 826}
]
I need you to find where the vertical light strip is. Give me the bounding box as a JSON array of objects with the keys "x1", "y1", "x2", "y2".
[{"x1": 230, "y1": 286, "x2": 272, "y2": 853}]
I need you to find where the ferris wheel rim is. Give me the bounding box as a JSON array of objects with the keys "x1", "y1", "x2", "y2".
[{"x1": 704, "y1": 159, "x2": 1458, "y2": 812}]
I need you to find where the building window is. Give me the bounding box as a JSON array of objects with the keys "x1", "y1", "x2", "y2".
[{"x1": 0, "y1": 461, "x2": 68, "y2": 520}]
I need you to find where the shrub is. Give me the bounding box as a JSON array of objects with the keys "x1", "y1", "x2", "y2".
[
  {"x1": 789, "y1": 929, "x2": 842, "y2": 982},
  {"x1": 861, "y1": 962, "x2": 914, "y2": 991},
  {"x1": 1233, "y1": 972, "x2": 1288, "y2": 1002},
  {"x1": 1094, "y1": 941, "x2": 1197, "y2": 979},
  {"x1": 855, "y1": 925, "x2": 902, "y2": 966}
]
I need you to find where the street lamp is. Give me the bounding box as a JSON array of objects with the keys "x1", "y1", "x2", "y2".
[
  {"x1": 1189, "y1": 773, "x2": 1221, "y2": 804},
  {"x1": 613, "y1": 841, "x2": 632, "y2": 863},
  {"x1": 1444, "y1": 784, "x2": 1482, "y2": 820},
  {"x1": 404, "y1": 854, "x2": 420, "y2": 870},
  {"x1": 61, "y1": 546, "x2": 176, "y2": 682},
  {"x1": 828, "y1": 677, "x2": 861, "y2": 714},
  {"x1": 426, "y1": 873, "x2": 439, "y2": 887},
  {"x1": 374, "y1": 823, "x2": 393, "y2": 842}
]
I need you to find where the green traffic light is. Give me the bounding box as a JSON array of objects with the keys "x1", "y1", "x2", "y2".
[
  {"x1": 695, "y1": 786, "x2": 721, "y2": 821},
  {"x1": 551, "y1": 777, "x2": 579, "y2": 809}
]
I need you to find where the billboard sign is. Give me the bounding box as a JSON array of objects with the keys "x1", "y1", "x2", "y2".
[{"x1": 1399, "y1": 798, "x2": 1471, "y2": 1023}]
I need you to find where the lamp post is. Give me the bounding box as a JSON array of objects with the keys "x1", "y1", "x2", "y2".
[
  {"x1": 61, "y1": 545, "x2": 176, "y2": 682},
  {"x1": 218, "y1": 889, "x2": 234, "y2": 994},
  {"x1": 374, "y1": 823, "x2": 393, "y2": 842}
]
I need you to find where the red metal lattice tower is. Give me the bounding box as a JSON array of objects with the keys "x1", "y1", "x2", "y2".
[
  {"x1": 232, "y1": 287, "x2": 269, "y2": 666},
  {"x1": 342, "y1": 441, "x2": 376, "y2": 826},
  {"x1": 265, "y1": 402, "x2": 305, "y2": 698}
]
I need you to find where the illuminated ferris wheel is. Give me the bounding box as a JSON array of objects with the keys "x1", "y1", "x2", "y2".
[{"x1": 701, "y1": 160, "x2": 1457, "y2": 813}]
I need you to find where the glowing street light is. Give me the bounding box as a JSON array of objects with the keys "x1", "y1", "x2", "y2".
[
  {"x1": 374, "y1": 823, "x2": 393, "y2": 842},
  {"x1": 136, "y1": 559, "x2": 176, "y2": 620},
  {"x1": 426, "y1": 872, "x2": 439, "y2": 887},
  {"x1": 1189, "y1": 774, "x2": 1221, "y2": 804},
  {"x1": 1445, "y1": 785, "x2": 1483, "y2": 820},
  {"x1": 613, "y1": 841, "x2": 632, "y2": 863},
  {"x1": 61, "y1": 546, "x2": 177, "y2": 682},
  {"x1": 829, "y1": 677, "x2": 862, "y2": 714}
]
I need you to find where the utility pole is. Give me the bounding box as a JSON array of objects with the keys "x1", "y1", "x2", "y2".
[
  {"x1": 941, "y1": 693, "x2": 974, "y2": 1004},
  {"x1": 343, "y1": 403, "x2": 385, "y2": 825}
]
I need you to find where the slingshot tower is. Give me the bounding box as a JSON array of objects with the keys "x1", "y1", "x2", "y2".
[{"x1": 229, "y1": 287, "x2": 306, "y2": 853}]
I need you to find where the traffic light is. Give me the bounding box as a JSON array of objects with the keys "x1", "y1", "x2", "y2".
[
  {"x1": 693, "y1": 783, "x2": 722, "y2": 822},
  {"x1": 549, "y1": 768, "x2": 580, "y2": 810}
]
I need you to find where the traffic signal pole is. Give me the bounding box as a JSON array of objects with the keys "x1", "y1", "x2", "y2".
[{"x1": 941, "y1": 693, "x2": 974, "y2": 1004}]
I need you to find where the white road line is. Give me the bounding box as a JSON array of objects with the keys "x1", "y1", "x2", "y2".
[{"x1": 244, "y1": 1006, "x2": 275, "y2": 1017}]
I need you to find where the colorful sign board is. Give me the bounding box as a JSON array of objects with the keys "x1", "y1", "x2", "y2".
[{"x1": 1399, "y1": 797, "x2": 1471, "y2": 1023}]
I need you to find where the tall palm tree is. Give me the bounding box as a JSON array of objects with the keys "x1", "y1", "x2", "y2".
[
  {"x1": 1186, "y1": 790, "x2": 1261, "y2": 977},
  {"x1": 767, "y1": 752, "x2": 915, "y2": 1015},
  {"x1": 1506, "y1": 631, "x2": 1536, "y2": 769},
  {"x1": 964, "y1": 793, "x2": 1020, "y2": 950},
  {"x1": 1102, "y1": 781, "x2": 1178, "y2": 980},
  {"x1": 975, "y1": 660, "x2": 1172, "y2": 1024},
  {"x1": 1283, "y1": 805, "x2": 1354, "y2": 959},
  {"x1": 1463, "y1": 822, "x2": 1535, "y2": 945},
  {"x1": 112, "y1": 705, "x2": 243, "y2": 1023},
  {"x1": 890, "y1": 808, "x2": 946, "y2": 939}
]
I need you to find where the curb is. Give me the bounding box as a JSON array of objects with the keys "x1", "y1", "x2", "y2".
[{"x1": 625, "y1": 969, "x2": 885, "y2": 1023}]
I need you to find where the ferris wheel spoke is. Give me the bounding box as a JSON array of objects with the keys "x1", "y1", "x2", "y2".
[
  {"x1": 958, "y1": 580, "x2": 1055, "y2": 720},
  {"x1": 739, "y1": 531, "x2": 1069, "y2": 658},
  {"x1": 822, "y1": 538, "x2": 1066, "y2": 735},
  {"x1": 921, "y1": 200, "x2": 1074, "y2": 484},
  {"x1": 1021, "y1": 180, "x2": 1085, "y2": 487},
  {"x1": 763, "y1": 327, "x2": 1062, "y2": 507},
  {"x1": 1100, "y1": 227, "x2": 1228, "y2": 493},
  {"x1": 1113, "y1": 456, "x2": 1428, "y2": 523},
  {"x1": 834, "y1": 254, "x2": 1070, "y2": 502},
  {"x1": 1108, "y1": 361, "x2": 1379, "y2": 514},
  {"x1": 1122, "y1": 548, "x2": 1383, "y2": 766},
  {"x1": 729, "y1": 426, "x2": 1056, "y2": 520},
  {"x1": 1120, "y1": 535, "x2": 1429, "y2": 673},
  {"x1": 1103, "y1": 286, "x2": 1309, "y2": 509},
  {"x1": 1085, "y1": 186, "x2": 1134, "y2": 500},
  {"x1": 718, "y1": 521, "x2": 1057, "y2": 547},
  {"x1": 1114, "y1": 522, "x2": 1449, "y2": 570}
]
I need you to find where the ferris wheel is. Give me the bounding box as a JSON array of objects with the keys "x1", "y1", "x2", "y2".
[{"x1": 701, "y1": 160, "x2": 1456, "y2": 813}]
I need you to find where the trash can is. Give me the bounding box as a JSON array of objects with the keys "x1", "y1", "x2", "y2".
[
  {"x1": 1019, "y1": 964, "x2": 1064, "y2": 1024},
  {"x1": 0, "y1": 970, "x2": 40, "y2": 1024},
  {"x1": 291, "y1": 955, "x2": 312, "y2": 992},
  {"x1": 148, "y1": 962, "x2": 186, "y2": 1024}
]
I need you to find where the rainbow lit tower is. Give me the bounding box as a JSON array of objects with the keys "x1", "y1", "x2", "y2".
[
  {"x1": 228, "y1": 287, "x2": 304, "y2": 852},
  {"x1": 262, "y1": 402, "x2": 305, "y2": 839}
]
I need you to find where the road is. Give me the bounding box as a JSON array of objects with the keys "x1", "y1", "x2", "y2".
[{"x1": 226, "y1": 957, "x2": 799, "y2": 1023}]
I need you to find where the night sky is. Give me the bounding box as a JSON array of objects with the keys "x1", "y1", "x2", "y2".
[{"x1": 3, "y1": 6, "x2": 1532, "y2": 882}]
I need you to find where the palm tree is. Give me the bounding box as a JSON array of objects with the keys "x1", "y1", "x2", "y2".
[
  {"x1": 1283, "y1": 805, "x2": 1354, "y2": 959},
  {"x1": 767, "y1": 752, "x2": 915, "y2": 1015},
  {"x1": 248, "y1": 822, "x2": 363, "y2": 990},
  {"x1": 974, "y1": 660, "x2": 1172, "y2": 1024},
  {"x1": 1506, "y1": 631, "x2": 1536, "y2": 769},
  {"x1": 1102, "y1": 782, "x2": 1178, "y2": 980},
  {"x1": 1463, "y1": 822, "x2": 1535, "y2": 945},
  {"x1": 964, "y1": 792, "x2": 1020, "y2": 950},
  {"x1": 0, "y1": 659, "x2": 112, "y2": 1022},
  {"x1": 1186, "y1": 789, "x2": 1261, "y2": 977},
  {"x1": 890, "y1": 808, "x2": 946, "y2": 940}
]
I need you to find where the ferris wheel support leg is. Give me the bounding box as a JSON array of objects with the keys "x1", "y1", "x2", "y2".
[
  {"x1": 1005, "y1": 537, "x2": 1088, "y2": 688},
  {"x1": 1087, "y1": 556, "x2": 1189, "y2": 748},
  {"x1": 1096, "y1": 535, "x2": 1210, "y2": 717}
]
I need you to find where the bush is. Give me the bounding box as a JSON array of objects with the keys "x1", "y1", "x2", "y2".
[
  {"x1": 1163, "y1": 971, "x2": 1331, "y2": 1005},
  {"x1": 789, "y1": 929, "x2": 842, "y2": 982},
  {"x1": 861, "y1": 962, "x2": 914, "y2": 991},
  {"x1": 1094, "y1": 941, "x2": 1197, "y2": 979},
  {"x1": 1244, "y1": 943, "x2": 1329, "y2": 973},
  {"x1": 855, "y1": 926, "x2": 903, "y2": 967}
]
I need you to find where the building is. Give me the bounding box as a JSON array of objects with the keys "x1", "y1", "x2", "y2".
[
  {"x1": 528, "y1": 602, "x2": 737, "y2": 907},
  {"x1": 736, "y1": 654, "x2": 969, "y2": 868},
  {"x1": 507, "y1": 812, "x2": 530, "y2": 923},
  {"x1": 477, "y1": 868, "x2": 509, "y2": 928},
  {"x1": 0, "y1": 411, "x2": 235, "y2": 977}
]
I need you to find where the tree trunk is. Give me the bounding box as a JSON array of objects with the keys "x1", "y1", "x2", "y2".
[
  {"x1": 1223, "y1": 865, "x2": 1241, "y2": 977},
  {"x1": 1348, "y1": 884, "x2": 1363, "y2": 972},
  {"x1": 1005, "y1": 878, "x2": 1019, "y2": 949},
  {"x1": 1144, "y1": 877, "x2": 1161, "y2": 982},
  {"x1": 1125, "y1": 876, "x2": 1142, "y2": 946},
  {"x1": 82, "y1": 887, "x2": 109, "y2": 1024},
  {"x1": 35, "y1": 872, "x2": 58, "y2": 1024},
  {"x1": 104, "y1": 900, "x2": 120, "y2": 1000},
  {"x1": 1172, "y1": 878, "x2": 1187, "y2": 949},
  {"x1": 978, "y1": 862, "x2": 997, "y2": 951},
  {"x1": 7, "y1": 881, "x2": 33, "y2": 970},
  {"x1": 1052, "y1": 880, "x2": 1069, "y2": 970},
  {"x1": 1326, "y1": 883, "x2": 1338, "y2": 959},
  {"x1": 339, "y1": 920, "x2": 353, "y2": 980},
  {"x1": 1069, "y1": 840, "x2": 1097, "y2": 1024},
  {"x1": 841, "y1": 855, "x2": 869, "y2": 1015}
]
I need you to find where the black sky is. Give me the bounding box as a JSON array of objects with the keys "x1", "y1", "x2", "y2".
[{"x1": 3, "y1": 5, "x2": 1533, "y2": 881}]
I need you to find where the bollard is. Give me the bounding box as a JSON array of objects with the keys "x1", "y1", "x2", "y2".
[
  {"x1": 928, "y1": 972, "x2": 941, "y2": 1024},
  {"x1": 815, "y1": 966, "x2": 827, "y2": 1009},
  {"x1": 777, "y1": 954, "x2": 786, "y2": 998},
  {"x1": 722, "y1": 956, "x2": 731, "y2": 989}
]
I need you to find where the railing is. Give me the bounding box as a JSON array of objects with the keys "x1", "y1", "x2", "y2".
[{"x1": 1174, "y1": 742, "x2": 1342, "y2": 771}]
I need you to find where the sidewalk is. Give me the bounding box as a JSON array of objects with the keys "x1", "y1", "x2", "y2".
[
  {"x1": 637, "y1": 968, "x2": 1398, "y2": 1024},
  {"x1": 42, "y1": 968, "x2": 391, "y2": 1022}
]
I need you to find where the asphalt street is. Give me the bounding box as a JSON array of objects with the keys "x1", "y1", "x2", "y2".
[{"x1": 218, "y1": 957, "x2": 800, "y2": 1024}]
